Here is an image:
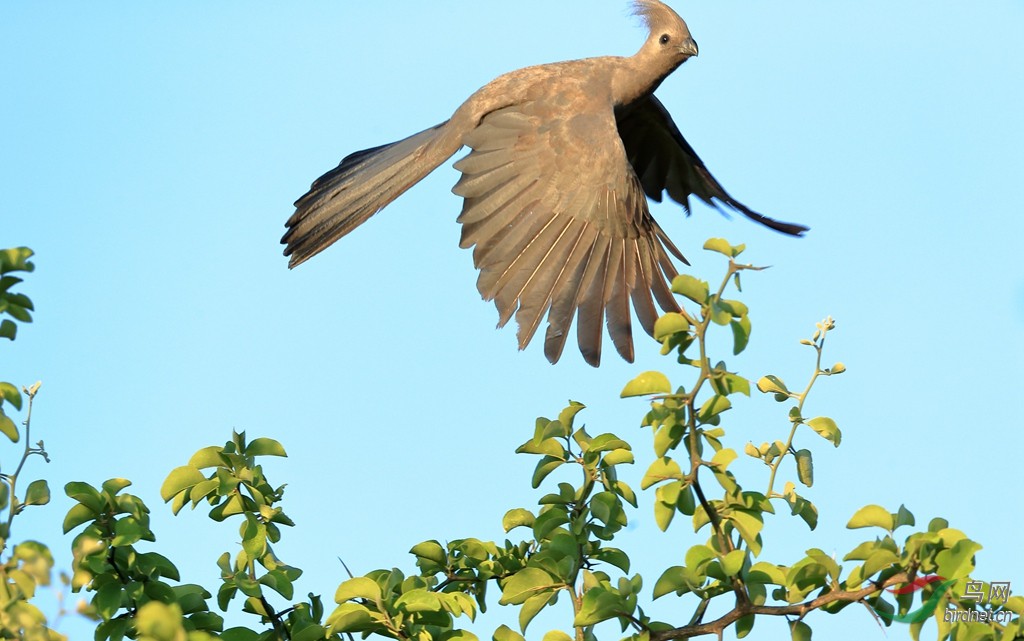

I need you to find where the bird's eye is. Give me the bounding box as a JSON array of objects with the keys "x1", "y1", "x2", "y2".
[{"x1": 659, "y1": 34, "x2": 671, "y2": 45}]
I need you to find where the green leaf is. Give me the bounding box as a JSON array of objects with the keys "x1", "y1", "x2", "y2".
[
  {"x1": 139, "y1": 552, "x2": 181, "y2": 582},
  {"x1": 23, "y1": 479, "x2": 49, "y2": 506},
  {"x1": 795, "y1": 449, "x2": 813, "y2": 487},
  {"x1": 541, "y1": 631, "x2": 573, "y2": 641},
  {"x1": 7, "y1": 569, "x2": 34, "y2": 598},
  {"x1": 641, "y1": 457, "x2": 682, "y2": 490},
  {"x1": 334, "y1": 576, "x2": 382, "y2": 603},
  {"x1": 709, "y1": 297, "x2": 733, "y2": 325},
  {"x1": 160, "y1": 466, "x2": 206, "y2": 502},
  {"x1": 531, "y1": 456, "x2": 566, "y2": 488},
  {"x1": 539, "y1": 418, "x2": 569, "y2": 441},
  {"x1": 574, "y1": 587, "x2": 626, "y2": 626},
  {"x1": 1004, "y1": 596, "x2": 1024, "y2": 615},
  {"x1": 806, "y1": 417, "x2": 841, "y2": 447},
  {"x1": 671, "y1": 274, "x2": 709, "y2": 304},
  {"x1": 245, "y1": 438, "x2": 287, "y2": 458},
  {"x1": 590, "y1": 491, "x2": 624, "y2": 528},
  {"x1": 685, "y1": 544, "x2": 716, "y2": 571},
  {"x1": 112, "y1": 516, "x2": 145, "y2": 546},
  {"x1": 654, "y1": 497, "x2": 675, "y2": 531},
  {"x1": 519, "y1": 591, "x2": 555, "y2": 632},
  {"x1": 0, "y1": 410, "x2": 18, "y2": 442},
  {"x1": 678, "y1": 484, "x2": 696, "y2": 516},
  {"x1": 602, "y1": 448, "x2": 634, "y2": 467},
  {"x1": 217, "y1": 584, "x2": 238, "y2": 611},
  {"x1": 503, "y1": 508, "x2": 535, "y2": 532},
  {"x1": 557, "y1": 402, "x2": 585, "y2": 431},
  {"x1": 710, "y1": 448, "x2": 737, "y2": 471},
  {"x1": 703, "y1": 237, "x2": 744, "y2": 257},
  {"x1": 101, "y1": 478, "x2": 132, "y2": 496},
  {"x1": 935, "y1": 539, "x2": 982, "y2": 580},
  {"x1": 714, "y1": 371, "x2": 751, "y2": 397},
  {"x1": 135, "y1": 600, "x2": 185, "y2": 638},
  {"x1": 655, "y1": 565, "x2": 688, "y2": 593},
  {"x1": 0, "y1": 382, "x2": 22, "y2": 410},
  {"x1": 721, "y1": 550, "x2": 746, "y2": 577},
  {"x1": 517, "y1": 436, "x2": 565, "y2": 458},
  {"x1": 736, "y1": 614, "x2": 755, "y2": 638},
  {"x1": 846, "y1": 505, "x2": 894, "y2": 531},
  {"x1": 586, "y1": 433, "x2": 630, "y2": 453},
  {"x1": 292, "y1": 623, "x2": 326, "y2": 641},
  {"x1": 789, "y1": 620, "x2": 812, "y2": 641},
  {"x1": 4, "y1": 292, "x2": 34, "y2": 311},
  {"x1": 804, "y1": 549, "x2": 840, "y2": 582},
  {"x1": 410, "y1": 540, "x2": 447, "y2": 566},
  {"x1": 720, "y1": 299, "x2": 747, "y2": 317},
  {"x1": 784, "y1": 490, "x2": 819, "y2": 530},
  {"x1": 731, "y1": 316, "x2": 752, "y2": 355},
  {"x1": 242, "y1": 519, "x2": 269, "y2": 558},
  {"x1": 0, "y1": 247, "x2": 35, "y2": 272},
  {"x1": 499, "y1": 568, "x2": 555, "y2": 606},
  {"x1": 748, "y1": 562, "x2": 788, "y2": 586},
  {"x1": 94, "y1": 582, "x2": 124, "y2": 619},
  {"x1": 654, "y1": 313, "x2": 689, "y2": 340},
  {"x1": 189, "y1": 446, "x2": 225, "y2": 469},
  {"x1": 756, "y1": 375, "x2": 790, "y2": 399},
  {"x1": 493, "y1": 624, "x2": 526, "y2": 641},
  {"x1": 260, "y1": 570, "x2": 295, "y2": 600},
  {"x1": 697, "y1": 395, "x2": 731, "y2": 422},
  {"x1": 861, "y1": 548, "x2": 898, "y2": 578},
  {"x1": 65, "y1": 481, "x2": 104, "y2": 512},
  {"x1": 325, "y1": 602, "x2": 375, "y2": 634},
  {"x1": 894, "y1": 504, "x2": 915, "y2": 530},
  {"x1": 842, "y1": 541, "x2": 878, "y2": 562},
  {"x1": 729, "y1": 510, "x2": 764, "y2": 552},
  {"x1": 592, "y1": 548, "x2": 630, "y2": 574},
  {"x1": 3, "y1": 302, "x2": 32, "y2": 322},
  {"x1": 0, "y1": 275, "x2": 23, "y2": 290},
  {"x1": 62, "y1": 503, "x2": 96, "y2": 533},
  {"x1": 621, "y1": 371, "x2": 671, "y2": 397},
  {"x1": 394, "y1": 588, "x2": 442, "y2": 613},
  {"x1": 0, "y1": 320, "x2": 15, "y2": 340}
]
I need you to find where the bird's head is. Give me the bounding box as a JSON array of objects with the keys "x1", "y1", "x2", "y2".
[{"x1": 633, "y1": 0, "x2": 699, "y2": 63}]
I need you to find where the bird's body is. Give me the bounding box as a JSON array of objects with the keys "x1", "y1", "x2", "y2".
[{"x1": 283, "y1": 0, "x2": 806, "y2": 366}]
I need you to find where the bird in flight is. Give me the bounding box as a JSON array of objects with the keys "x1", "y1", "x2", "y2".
[{"x1": 282, "y1": 0, "x2": 807, "y2": 366}]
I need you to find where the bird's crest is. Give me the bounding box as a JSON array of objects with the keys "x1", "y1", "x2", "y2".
[{"x1": 630, "y1": 0, "x2": 684, "y2": 33}]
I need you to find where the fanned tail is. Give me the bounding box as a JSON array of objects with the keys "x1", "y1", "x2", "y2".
[{"x1": 282, "y1": 121, "x2": 453, "y2": 267}]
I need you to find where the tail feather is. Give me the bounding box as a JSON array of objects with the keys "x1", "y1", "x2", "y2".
[{"x1": 283, "y1": 121, "x2": 453, "y2": 267}]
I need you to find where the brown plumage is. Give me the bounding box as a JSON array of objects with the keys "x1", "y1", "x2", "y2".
[{"x1": 282, "y1": 0, "x2": 807, "y2": 366}]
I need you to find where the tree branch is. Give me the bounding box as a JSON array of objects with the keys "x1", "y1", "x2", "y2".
[{"x1": 651, "y1": 573, "x2": 909, "y2": 641}]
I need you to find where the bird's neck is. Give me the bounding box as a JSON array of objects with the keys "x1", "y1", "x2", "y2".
[{"x1": 611, "y1": 45, "x2": 681, "y2": 106}]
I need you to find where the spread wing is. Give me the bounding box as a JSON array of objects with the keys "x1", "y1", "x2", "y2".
[
  {"x1": 452, "y1": 102, "x2": 684, "y2": 367},
  {"x1": 616, "y1": 94, "x2": 809, "y2": 236}
]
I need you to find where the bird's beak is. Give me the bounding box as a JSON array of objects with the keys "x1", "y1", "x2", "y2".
[{"x1": 680, "y1": 37, "x2": 698, "y2": 57}]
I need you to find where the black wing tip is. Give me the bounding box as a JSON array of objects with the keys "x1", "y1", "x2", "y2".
[
  {"x1": 281, "y1": 223, "x2": 318, "y2": 269},
  {"x1": 766, "y1": 219, "x2": 810, "y2": 237},
  {"x1": 722, "y1": 199, "x2": 809, "y2": 237}
]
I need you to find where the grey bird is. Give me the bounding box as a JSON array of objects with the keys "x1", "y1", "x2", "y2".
[{"x1": 282, "y1": 0, "x2": 807, "y2": 367}]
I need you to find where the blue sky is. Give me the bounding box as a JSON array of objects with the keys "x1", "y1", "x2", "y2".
[{"x1": 3, "y1": 1, "x2": 1023, "y2": 639}]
